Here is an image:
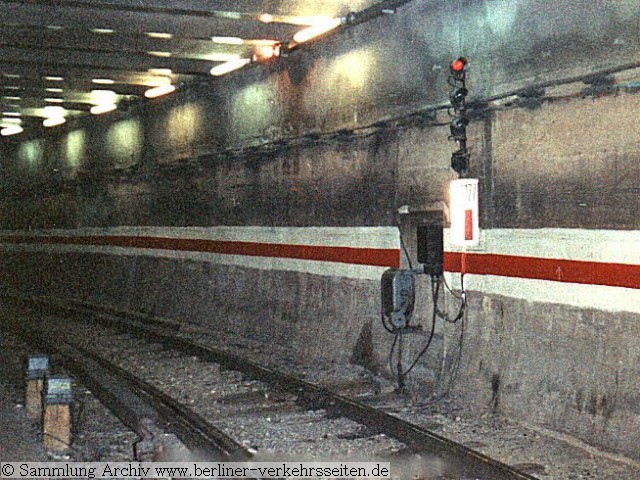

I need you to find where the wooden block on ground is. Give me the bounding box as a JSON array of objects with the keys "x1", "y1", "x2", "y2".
[
  {"x1": 25, "y1": 379, "x2": 44, "y2": 421},
  {"x1": 43, "y1": 404, "x2": 71, "y2": 452}
]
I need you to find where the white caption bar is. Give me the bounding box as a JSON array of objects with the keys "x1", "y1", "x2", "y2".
[{"x1": 0, "y1": 462, "x2": 391, "y2": 479}]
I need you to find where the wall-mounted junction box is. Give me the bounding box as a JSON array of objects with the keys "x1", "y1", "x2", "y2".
[
  {"x1": 381, "y1": 268, "x2": 416, "y2": 329},
  {"x1": 417, "y1": 213, "x2": 444, "y2": 276}
]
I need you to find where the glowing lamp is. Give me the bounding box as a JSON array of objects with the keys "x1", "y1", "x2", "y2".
[
  {"x1": 90, "y1": 89, "x2": 117, "y2": 105},
  {"x1": 450, "y1": 57, "x2": 467, "y2": 73},
  {"x1": 1, "y1": 117, "x2": 21, "y2": 124},
  {"x1": 1, "y1": 124, "x2": 23, "y2": 136},
  {"x1": 144, "y1": 84, "x2": 175, "y2": 98},
  {"x1": 210, "y1": 58, "x2": 251, "y2": 76},
  {"x1": 450, "y1": 178, "x2": 479, "y2": 247},
  {"x1": 90, "y1": 103, "x2": 117, "y2": 115},
  {"x1": 43, "y1": 106, "x2": 63, "y2": 115},
  {"x1": 253, "y1": 44, "x2": 281, "y2": 61},
  {"x1": 43, "y1": 116, "x2": 66, "y2": 127}
]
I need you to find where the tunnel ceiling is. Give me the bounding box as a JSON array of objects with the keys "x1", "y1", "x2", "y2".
[{"x1": 0, "y1": 0, "x2": 386, "y2": 136}]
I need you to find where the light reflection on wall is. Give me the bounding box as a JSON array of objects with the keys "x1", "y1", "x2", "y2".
[
  {"x1": 18, "y1": 140, "x2": 44, "y2": 169},
  {"x1": 106, "y1": 118, "x2": 142, "y2": 168},
  {"x1": 482, "y1": 0, "x2": 518, "y2": 36},
  {"x1": 329, "y1": 50, "x2": 375, "y2": 90},
  {"x1": 231, "y1": 82, "x2": 275, "y2": 141},
  {"x1": 302, "y1": 48, "x2": 375, "y2": 123},
  {"x1": 164, "y1": 103, "x2": 204, "y2": 158},
  {"x1": 63, "y1": 129, "x2": 85, "y2": 171}
]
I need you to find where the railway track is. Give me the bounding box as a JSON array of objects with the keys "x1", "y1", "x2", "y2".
[{"x1": 2, "y1": 295, "x2": 538, "y2": 479}]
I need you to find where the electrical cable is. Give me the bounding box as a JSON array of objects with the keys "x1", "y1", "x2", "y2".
[
  {"x1": 388, "y1": 331, "x2": 399, "y2": 375},
  {"x1": 442, "y1": 272, "x2": 462, "y2": 298},
  {"x1": 380, "y1": 301, "x2": 395, "y2": 333},
  {"x1": 432, "y1": 305, "x2": 467, "y2": 402},
  {"x1": 398, "y1": 275, "x2": 440, "y2": 380},
  {"x1": 398, "y1": 229, "x2": 413, "y2": 271}
]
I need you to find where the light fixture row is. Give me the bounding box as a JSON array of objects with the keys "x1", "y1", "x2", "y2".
[{"x1": 1, "y1": 15, "x2": 343, "y2": 135}]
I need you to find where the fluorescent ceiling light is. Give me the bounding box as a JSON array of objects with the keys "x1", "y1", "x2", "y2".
[
  {"x1": 293, "y1": 18, "x2": 341, "y2": 43},
  {"x1": 205, "y1": 53, "x2": 242, "y2": 62},
  {"x1": 4, "y1": 74, "x2": 21, "y2": 79},
  {"x1": 90, "y1": 103, "x2": 117, "y2": 115},
  {"x1": 144, "y1": 84, "x2": 176, "y2": 98},
  {"x1": 43, "y1": 106, "x2": 65, "y2": 117},
  {"x1": 215, "y1": 11, "x2": 242, "y2": 20},
  {"x1": 45, "y1": 98, "x2": 64, "y2": 103},
  {"x1": 43, "y1": 117, "x2": 66, "y2": 127},
  {"x1": 47, "y1": 25, "x2": 64, "y2": 30},
  {"x1": 145, "y1": 32, "x2": 173, "y2": 39},
  {"x1": 92, "y1": 78, "x2": 115, "y2": 85},
  {"x1": 4, "y1": 86, "x2": 20, "y2": 90},
  {"x1": 45, "y1": 76, "x2": 64, "y2": 81},
  {"x1": 211, "y1": 36, "x2": 244, "y2": 45},
  {"x1": 90, "y1": 28, "x2": 114, "y2": 34},
  {"x1": 1, "y1": 117, "x2": 22, "y2": 125},
  {"x1": 210, "y1": 58, "x2": 251, "y2": 76},
  {"x1": 2, "y1": 112, "x2": 21, "y2": 117},
  {"x1": 90, "y1": 90, "x2": 117, "y2": 105},
  {"x1": 148, "y1": 68, "x2": 173, "y2": 76},
  {"x1": 45, "y1": 88, "x2": 64, "y2": 93},
  {"x1": 147, "y1": 51, "x2": 172, "y2": 57},
  {"x1": 1, "y1": 125, "x2": 23, "y2": 136},
  {"x1": 258, "y1": 14, "x2": 274, "y2": 23},
  {"x1": 3, "y1": 96, "x2": 21, "y2": 101}
]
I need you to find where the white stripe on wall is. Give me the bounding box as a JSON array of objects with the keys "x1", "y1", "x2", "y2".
[
  {"x1": 446, "y1": 228, "x2": 640, "y2": 265},
  {"x1": 1, "y1": 226, "x2": 639, "y2": 313}
]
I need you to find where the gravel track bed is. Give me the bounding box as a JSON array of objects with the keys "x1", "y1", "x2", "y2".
[
  {"x1": 48, "y1": 317, "x2": 409, "y2": 462},
  {"x1": 34, "y1": 312, "x2": 640, "y2": 479},
  {"x1": 176, "y1": 323, "x2": 640, "y2": 480}
]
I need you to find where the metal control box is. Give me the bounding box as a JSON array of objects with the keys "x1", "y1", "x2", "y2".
[{"x1": 381, "y1": 268, "x2": 416, "y2": 329}]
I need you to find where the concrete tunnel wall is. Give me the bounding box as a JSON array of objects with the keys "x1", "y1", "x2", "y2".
[{"x1": 0, "y1": 0, "x2": 639, "y2": 459}]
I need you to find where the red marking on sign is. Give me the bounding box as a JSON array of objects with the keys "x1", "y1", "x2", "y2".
[{"x1": 464, "y1": 209, "x2": 473, "y2": 241}]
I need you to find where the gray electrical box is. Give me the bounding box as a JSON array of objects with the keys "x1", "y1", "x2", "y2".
[
  {"x1": 27, "y1": 355, "x2": 49, "y2": 380},
  {"x1": 381, "y1": 268, "x2": 416, "y2": 329},
  {"x1": 46, "y1": 375, "x2": 73, "y2": 405}
]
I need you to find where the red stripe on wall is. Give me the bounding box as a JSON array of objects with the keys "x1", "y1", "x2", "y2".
[
  {"x1": 1, "y1": 235, "x2": 638, "y2": 289},
  {"x1": 444, "y1": 252, "x2": 640, "y2": 290},
  {"x1": 0, "y1": 235, "x2": 401, "y2": 268}
]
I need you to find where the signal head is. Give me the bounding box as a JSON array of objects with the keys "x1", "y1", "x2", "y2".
[
  {"x1": 449, "y1": 87, "x2": 468, "y2": 108},
  {"x1": 449, "y1": 117, "x2": 469, "y2": 138},
  {"x1": 450, "y1": 57, "x2": 467, "y2": 73},
  {"x1": 451, "y1": 148, "x2": 469, "y2": 175}
]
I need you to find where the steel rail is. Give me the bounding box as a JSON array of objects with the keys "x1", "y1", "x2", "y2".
[
  {"x1": 7, "y1": 295, "x2": 538, "y2": 480},
  {"x1": 3, "y1": 313, "x2": 256, "y2": 465}
]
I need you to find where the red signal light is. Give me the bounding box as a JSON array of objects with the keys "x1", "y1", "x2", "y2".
[{"x1": 450, "y1": 57, "x2": 467, "y2": 73}]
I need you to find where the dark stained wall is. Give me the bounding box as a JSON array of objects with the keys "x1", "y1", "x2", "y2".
[{"x1": 1, "y1": 0, "x2": 639, "y2": 231}]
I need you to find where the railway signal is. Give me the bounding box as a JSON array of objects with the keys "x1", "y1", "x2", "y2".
[{"x1": 448, "y1": 57, "x2": 469, "y2": 176}]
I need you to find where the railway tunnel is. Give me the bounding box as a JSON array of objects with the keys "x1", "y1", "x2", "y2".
[{"x1": 0, "y1": 0, "x2": 639, "y2": 478}]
